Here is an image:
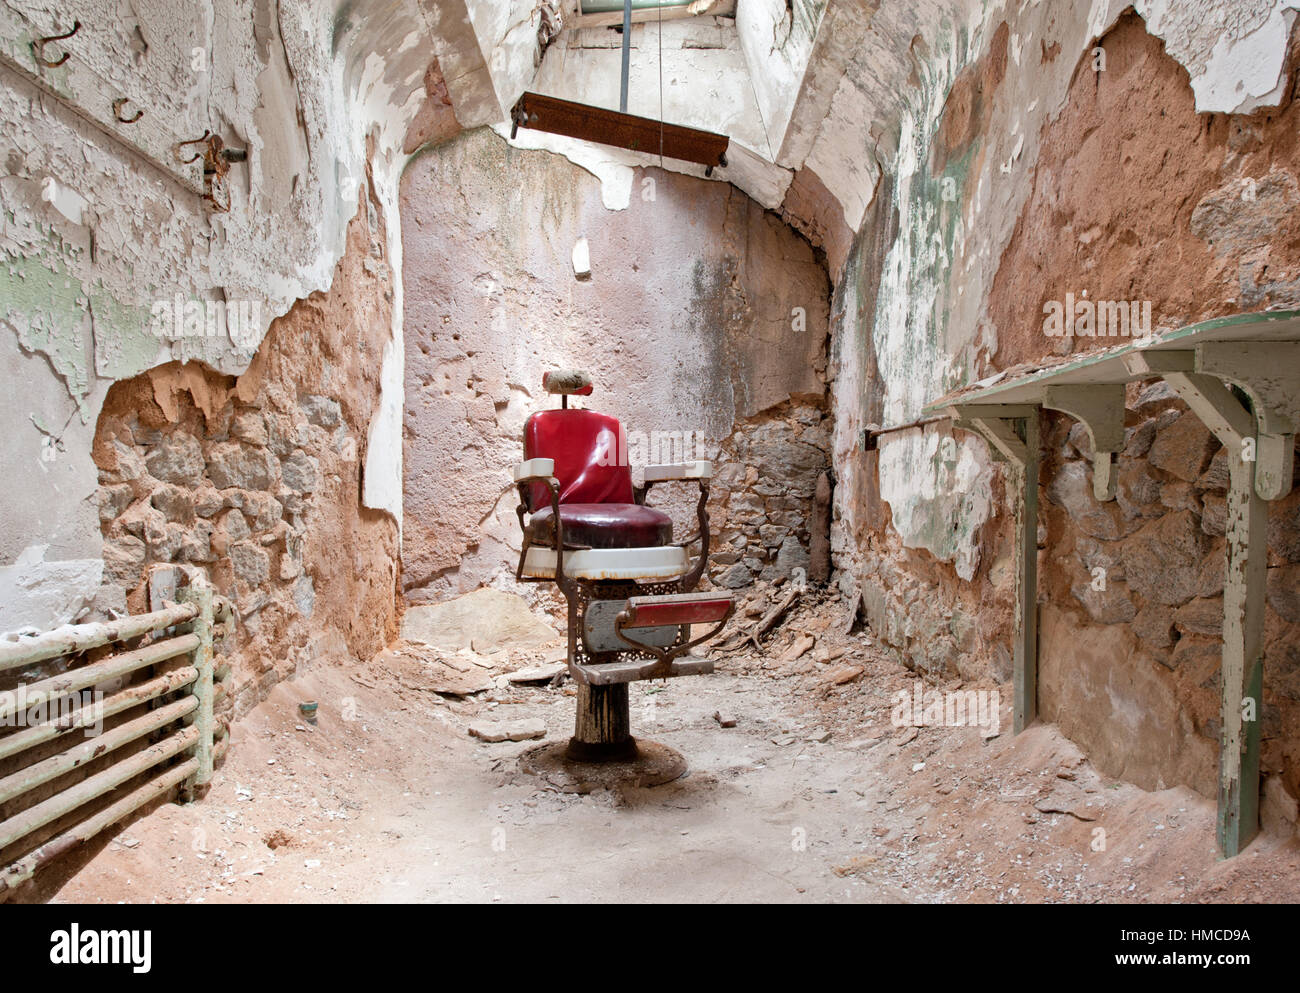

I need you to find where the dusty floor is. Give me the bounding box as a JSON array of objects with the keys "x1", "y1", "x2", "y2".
[{"x1": 40, "y1": 588, "x2": 1300, "y2": 904}]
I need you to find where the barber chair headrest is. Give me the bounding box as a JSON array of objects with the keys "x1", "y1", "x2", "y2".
[{"x1": 543, "y1": 369, "x2": 593, "y2": 396}]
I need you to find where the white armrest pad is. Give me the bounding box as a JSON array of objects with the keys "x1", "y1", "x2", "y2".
[
  {"x1": 643, "y1": 460, "x2": 712, "y2": 482},
  {"x1": 512, "y1": 458, "x2": 555, "y2": 482}
]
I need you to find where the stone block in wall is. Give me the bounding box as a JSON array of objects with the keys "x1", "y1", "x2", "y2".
[
  {"x1": 1074, "y1": 535, "x2": 1126, "y2": 582},
  {"x1": 1133, "y1": 380, "x2": 1179, "y2": 414},
  {"x1": 267, "y1": 413, "x2": 307, "y2": 456},
  {"x1": 1174, "y1": 596, "x2": 1224, "y2": 637},
  {"x1": 232, "y1": 412, "x2": 269, "y2": 446},
  {"x1": 1122, "y1": 510, "x2": 1205, "y2": 606},
  {"x1": 146, "y1": 522, "x2": 184, "y2": 561},
  {"x1": 300, "y1": 395, "x2": 342, "y2": 428},
  {"x1": 280, "y1": 450, "x2": 318, "y2": 492},
  {"x1": 1149, "y1": 412, "x2": 1215, "y2": 482},
  {"x1": 1166, "y1": 634, "x2": 1219, "y2": 677},
  {"x1": 144, "y1": 433, "x2": 205, "y2": 485},
  {"x1": 1070, "y1": 581, "x2": 1137, "y2": 624},
  {"x1": 293, "y1": 574, "x2": 315, "y2": 616},
  {"x1": 226, "y1": 490, "x2": 284, "y2": 531},
  {"x1": 1196, "y1": 449, "x2": 1229, "y2": 492},
  {"x1": 1116, "y1": 458, "x2": 1163, "y2": 520},
  {"x1": 150, "y1": 483, "x2": 195, "y2": 523},
  {"x1": 716, "y1": 562, "x2": 753, "y2": 588},
  {"x1": 117, "y1": 500, "x2": 164, "y2": 539},
  {"x1": 1132, "y1": 602, "x2": 1176, "y2": 649},
  {"x1": 1159, "y1": 481, "x2": 1199, "y2": 514},
  {"x1": 1124, "y1": 418, "x2": 1158, "y2": 459},
  {"x1": 1200, "y1": 493, "x2": 1227, "y2": 536},
  {"x1": 102, "y1": 534, "x2": 145, "y2": 584},
  {"x1": 207, "y1": 442, "x2": 277, "y2": 490},
  {"x1": 760, "y1": 536, "x2": 809, "y2": 582},
  {"x1": 1047, "y1": 461, "x2": 1125, "y2": 539},
  {"x1": 102, "y1": 440, "x2": 145, "y2": 483},
  {"x1": 1268, "y1": 490, "x2": 1300, "y2": 561},
  {"x1": 99, "y1": 484, "x2": 134, "y2": 522},
  {"x1": 1198, "y1": 546, "x2": 1225, "y2": 598},
  {"x1": 1267, "y1": 564, "x2": 1300, "y2": 623},
  {"x1": 229, "y1": 541, "x2": 270, "y2": 587},
  {"x1": 179, "y1": 520, "x2": 214, "y2": 563},
  {"x1": 194, "y1": 487, "x2": 224, "y2": 517}
]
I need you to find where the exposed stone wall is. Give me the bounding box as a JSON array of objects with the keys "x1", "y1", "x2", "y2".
[
  {"x1": 399, "y1": 128, "x2": 831, "y2": 601},
  {"x1": 91, "y1": 192, "x2": 399, "y2": 713},
  {"x1": 1039, "y1": 394, "x2": 1300, "y2": 797},
  {"x1": 706, "y1": 401, "x2": 831, "y2": 589},
  {"x1": 829, "y1": 8, "x2": 1300, "y2": 803}
]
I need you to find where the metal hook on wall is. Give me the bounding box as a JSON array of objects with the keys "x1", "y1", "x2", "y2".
[
  {"x1": 112, "y1": 97, "x2": 144, "y2": 124},
  {"x1": 33, "y1": 20, "x2": 80, "y2": 68},
  {"x1": 174, "y1": 130, "x2": 211, "y2": 165}
]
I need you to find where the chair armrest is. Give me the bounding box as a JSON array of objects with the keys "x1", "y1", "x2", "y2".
[
  {"x1": 512, "y1": 458, "x2": 556, "y2": 483},
  {"x1": 642, "y1": 460, "x2": 712, "y2": 483}
]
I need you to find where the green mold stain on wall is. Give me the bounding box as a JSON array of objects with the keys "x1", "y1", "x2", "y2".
[{"x1": 856, "y1": 12, "x2": 1000, "y2": 575}]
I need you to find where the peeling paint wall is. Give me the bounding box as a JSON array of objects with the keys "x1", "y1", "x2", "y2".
[
  {"x1": 91, "y1": 191, "x2": 399, "y2": 712},
  {"x1": 826, "y1": 0, "x2": 1300, "y2": 802},
  {"x1": 0, "y1": 0, "x2": 515, "y2": 632}
]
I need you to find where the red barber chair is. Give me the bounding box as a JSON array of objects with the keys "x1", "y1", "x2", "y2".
[{"x1": 512, "y1": 369, "x2": 734, "y2": 762}]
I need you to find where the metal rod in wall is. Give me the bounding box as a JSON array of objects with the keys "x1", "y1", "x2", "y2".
[
  {"x1": 619, "y1": 0, "x2": 632, "y2": 112},
  {"x1": 0, "y1": 756, "x2": 199, "y2": 894},
  {"x1": 181, "y1": 579, "x2": 215, "y2": 786}
]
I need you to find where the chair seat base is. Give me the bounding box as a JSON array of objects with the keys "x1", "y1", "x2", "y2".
[{"x1": 521, "y1": 544, "x2": 688, "y2": 581}]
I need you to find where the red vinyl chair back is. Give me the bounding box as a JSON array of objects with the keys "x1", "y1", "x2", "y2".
[{"x1": 523, "y1": 409, "x2": 632, "y2": 512}]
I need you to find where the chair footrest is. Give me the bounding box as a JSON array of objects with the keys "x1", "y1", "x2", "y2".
[
  {"x1": 571, "y1": 655, "x2": 715, "y2": 686},
  {"x1": 621, "y1": 592, "x2": 734, "y2": 629}
]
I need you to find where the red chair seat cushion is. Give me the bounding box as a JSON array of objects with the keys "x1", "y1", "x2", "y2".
[{"x1": 527, "y1": 503, "x2": 673, "y2": 550}]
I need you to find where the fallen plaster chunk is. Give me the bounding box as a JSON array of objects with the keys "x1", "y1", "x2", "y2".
[
  {"x1": 507, "y1": 661, "x2": 566, "y2": 684},
  {"x1": 468, "y1": 718, "x2": 547, "y2": 743}
]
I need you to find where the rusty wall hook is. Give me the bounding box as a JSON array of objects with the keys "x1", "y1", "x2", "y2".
[
  {"x1": 33, "y1": 20, "x2": 80, "y2": 68},
  {"x1": 112, "y1": 97, "x2": 144, "y2": 124},
  {"x1": 174, "y1": 130, "x2": 211, "y2": 165}
]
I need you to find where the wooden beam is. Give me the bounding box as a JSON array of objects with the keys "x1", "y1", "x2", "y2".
[
  {"x1": 1196, "y1": 341, "x2": 1300, "y2": 500},
  {"x1": 1013, "y1": 413, "x2": 1041, "y2": 733},
  {"x1": 1219, "y1": 451, "x2": 1265, "y2": 857},
  {"x1": 945, "y1": 403, "x2": 1039, "y2": 421},
  {"x1": 1124, "y1": 350, "x2": 1195, "y2": 376},
  {"x1": 1162, "y1": 372, "x2": 1254, "y2": 448},
  {"x1": 1154, "y1": 370, "x2": 1263, "y2": 857},
  {"x1": 1043, "y1": 384, "x2": 1126, "y2": 501},
  {"x1": 511, "y1": 91, "x2": 728, "y2": 168}
]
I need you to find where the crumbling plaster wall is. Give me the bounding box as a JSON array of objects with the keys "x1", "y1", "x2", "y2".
[
  {"x1": 399, "y1": 127, "x2": 830, "y2": 601},
  {"x1": 92, "y1": 190, "x2": 399, "y2": 713},
  {"x1": 0, "y1": 0, "x2": 523, "y2": 632},
  {"x1": 826, "y1": 0, "x2": 1300, "y2": 801}
]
